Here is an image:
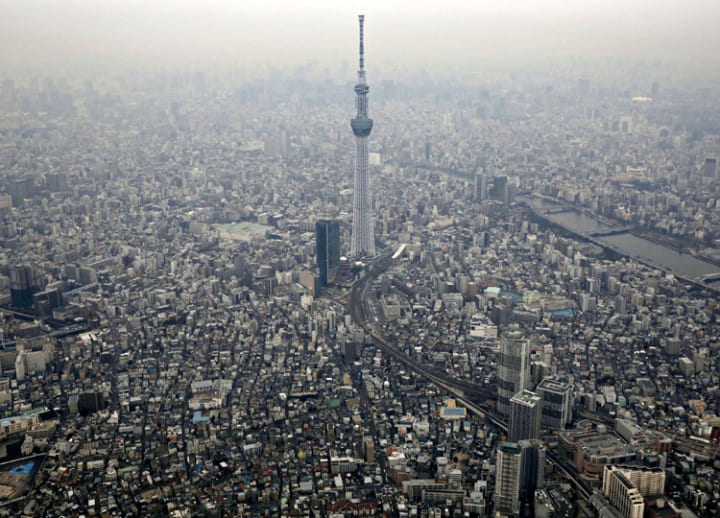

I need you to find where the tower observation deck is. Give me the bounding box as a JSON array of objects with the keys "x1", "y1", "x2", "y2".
[{"x1": 350, "y1": 14, "x2": 375, "y2": 258}]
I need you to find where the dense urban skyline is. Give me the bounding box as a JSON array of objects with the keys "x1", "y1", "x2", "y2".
[{"x1": 1, "y1": 5, "x2": 720, "y2": 518}]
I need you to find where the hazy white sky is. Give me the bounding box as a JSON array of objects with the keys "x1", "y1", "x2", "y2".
[{"x1": 1, "y1": 0, "x2": 718, "y2": 76}]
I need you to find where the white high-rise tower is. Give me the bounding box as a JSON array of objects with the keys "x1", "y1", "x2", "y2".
[{"x1": 350, "y1": 15, "x2": 375, "y2": 258}]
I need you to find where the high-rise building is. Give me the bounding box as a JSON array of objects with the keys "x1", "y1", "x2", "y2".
[
  {"x1": 350, "y1": 15, "x2": 375, "y2": 258},
  {"x1": 602, "y1": 465, "x2": 665, "y2": 518},
  {"x1": 316, "y1": 220, "x2": 340, "y2": 286},
  {"x1": 33, "y1": 288, "x2": 62, "y2": 316},
  {"x1": 9, "y1": 265, "x2": 38, "y2": 308},
  {"x1": 8, "y1": 176, "x2": 34, "y2": 208},
  {"x1": 702, "y1": 157, "x2": 718, "y2": 179},
  {"x1": 495, "y1": 442, "x2": 522, "y2": 516},
  {"x1": 497, "y1": 330, "x2": 530, "y2": 417},
  {"x1": 363, "y1": 436, "x2": 375, "y2": 463},
  {"x1": 473, "y1": 172, "x2": 488, "y2": 201},
  {"x1": 518, "y1": 439, "x2": 545, "y2": 497},
  {"x1": 263, "y1": 129, "x2": 290, "y2": 158},
  {"x1": 509, "y1": 391, "x2": 541, "y2": 442},
  {"x1": 503, "y1": 180, "x2": 516, "y2": 205},
  {"x1": 69, "y1": 391, "x2": 107, "y2": 416},
  {"x1": 536, "y1": 377, "x2": 574, "y2": 430},
  {"x1": 341, "y1": 339, "x2": 357, "y2": 362},
  {"x1": 490, "y1": 175, "x2": 507, "y2": 202},
  {"x1": 15, "y1": 350, "x2": 47, "y2": 381},
  {"x1": 603, "y1": 465, "x2": 665, "y2": 499},
  {"x1": 46, "y1": 172, "x2": 68, "y2": 192}
]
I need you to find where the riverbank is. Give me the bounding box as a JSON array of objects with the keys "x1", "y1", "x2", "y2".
[
  {"x1": 520, "y1": 197, "x2": 720, "y2": 292},
  {"x1": 630, "y1": 229, "x2": 720, "y2": 269},
  {"x1": 525, "y1": 194, "x2": 720, "y2": 270}
]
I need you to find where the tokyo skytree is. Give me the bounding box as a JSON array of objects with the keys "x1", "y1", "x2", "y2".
[{"x1": 350, "y1": 15, "x2": 375, "y2": 258}]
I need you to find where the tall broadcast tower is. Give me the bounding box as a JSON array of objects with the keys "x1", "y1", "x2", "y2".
[{"x1": 350, "y1": 14, "x2": 375, "y2": 258}]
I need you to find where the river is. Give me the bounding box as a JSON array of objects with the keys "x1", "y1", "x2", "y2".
[{"x1": 523, "y1": 196, "x2": 720, "y2": 282}]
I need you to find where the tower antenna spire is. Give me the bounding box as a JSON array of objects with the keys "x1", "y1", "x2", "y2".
[{"x1": 358, "y1": 14, "x2": 365, "y2": 72}]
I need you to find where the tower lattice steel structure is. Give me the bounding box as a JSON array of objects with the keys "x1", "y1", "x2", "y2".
[{"x1": 350, "y1": 15, "x2": 375, "y2": 258}]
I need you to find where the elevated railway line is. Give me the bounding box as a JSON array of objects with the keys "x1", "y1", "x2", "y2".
[{"x1": 347, "y1": 252, "x2": 719, "y2": 503}]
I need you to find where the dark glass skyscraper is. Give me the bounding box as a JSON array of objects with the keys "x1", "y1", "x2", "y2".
[
  {"x1": 316, "y1": 220, "x2": 340, "y2": 286},
  {"x1": 9, "y1": 265, "x2": 37, "y2": 308},
  {"x1": 536, "y1": 376, "x2": 573, "y2": 430}
]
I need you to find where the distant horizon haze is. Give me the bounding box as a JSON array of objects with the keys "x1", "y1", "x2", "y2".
[{"x1": 1, "y1": 0, "x2": 719, "y2": 82}]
